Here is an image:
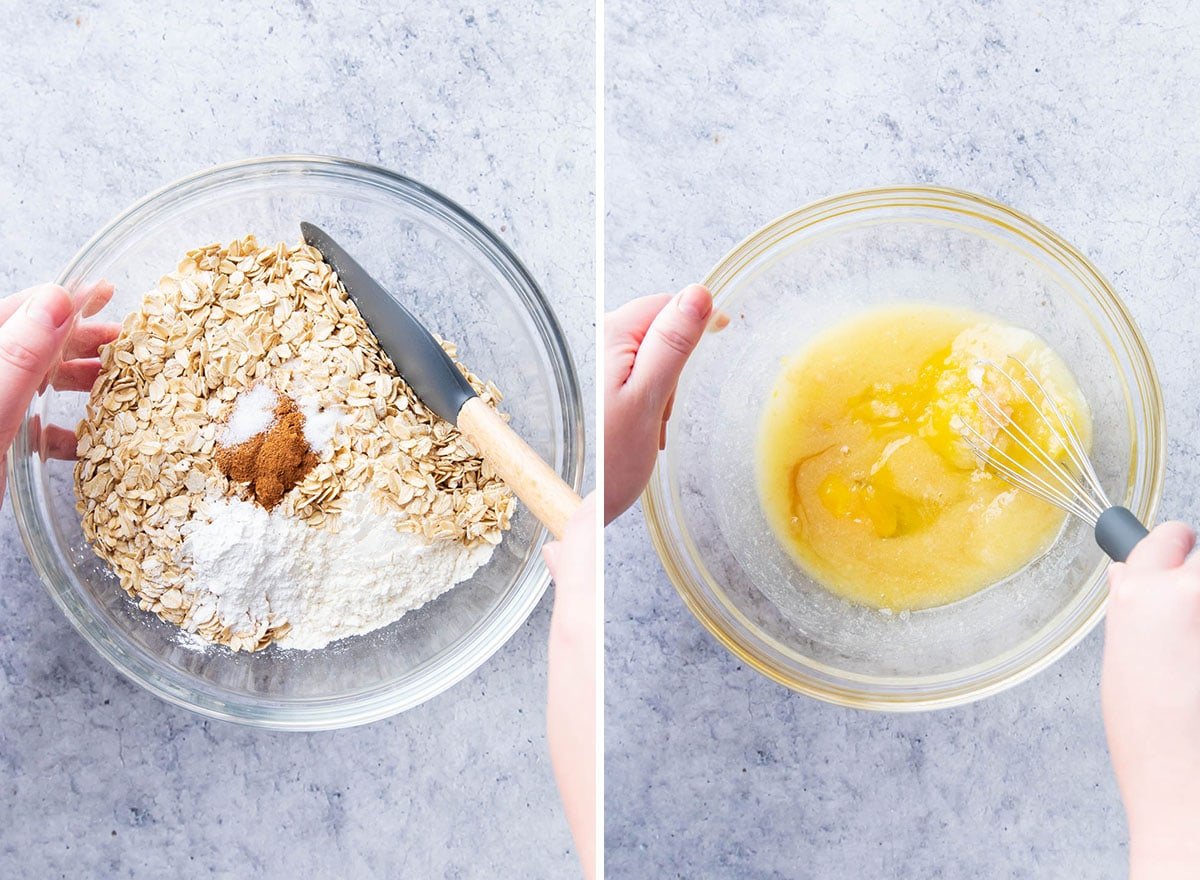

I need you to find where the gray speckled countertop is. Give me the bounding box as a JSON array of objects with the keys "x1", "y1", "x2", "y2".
[
  {"x1": 605, "y1": 1, "x2": 1200, "y2": 877},
  {"x1": 0, "y1": 2, "x2": 592, "y2": 877}
]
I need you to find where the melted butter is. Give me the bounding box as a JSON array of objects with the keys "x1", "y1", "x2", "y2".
[{"x1": 757, "y1": 304, "x2": 1091, "y2": 611}]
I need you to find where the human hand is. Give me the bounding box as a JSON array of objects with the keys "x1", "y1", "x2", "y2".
[
  {"x1": 1102, "y1": 521, "x2": 1200, "y2": 879},
  {"x1": 543, "y1": 491, "x2": 597, "y2": 879},
  {"x1": 0, "y1": 282, "x2": 118, "y2": 506},
  {"x1": 603, "y1": 285, "x2": 718, "y2": 524}
]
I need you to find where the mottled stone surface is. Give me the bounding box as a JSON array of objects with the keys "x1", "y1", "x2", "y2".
[
  {"x1": 605, "y1": 1, "x2": 1200, "y2": 877},
  {"x1": 0, "y1": 2, "x2": 592, "y2": 877}
]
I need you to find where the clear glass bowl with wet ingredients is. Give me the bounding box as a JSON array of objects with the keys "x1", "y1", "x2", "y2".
[
  {"x1": 643, "y1": 186, "x2": 1163, "y2": 710},
  {"x1": 9, "y1": 156, "x2": 584, "y2": 729}
]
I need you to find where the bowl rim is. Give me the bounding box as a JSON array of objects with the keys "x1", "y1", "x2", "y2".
[
  {"x1": 642, "y1": 184, "x2": 1165, "y2": 711},
  {"x1": 8, "y1": 154, "x2": 585, "y2": 730}
]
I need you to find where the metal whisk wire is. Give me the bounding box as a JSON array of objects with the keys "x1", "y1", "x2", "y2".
[
  {"x1": 957, "y1": 356, "x2": 1110, "y2": 526},
  {"x1": 957, "y1": 355, "x2": 1148, "y2": 562}
]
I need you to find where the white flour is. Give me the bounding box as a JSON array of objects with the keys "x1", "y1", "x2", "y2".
[{"x1": 179, "y1": 491, "x2": 494, "y2": 650}]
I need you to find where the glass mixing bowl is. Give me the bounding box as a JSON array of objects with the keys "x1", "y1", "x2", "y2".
[
  {"x1": 644, "y1": 186, "x2": 1163, "y2": 710},
  {"x1": 9, "y1": 156, "x2": 583, "y2": 729}
]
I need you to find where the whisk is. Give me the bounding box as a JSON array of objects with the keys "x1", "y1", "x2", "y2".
[{"x1": 958, "y1": 356, "x2": 1149, "y2": 562}]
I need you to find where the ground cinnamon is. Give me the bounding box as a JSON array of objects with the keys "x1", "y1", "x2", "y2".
[{"x1": 216, "y1": 393, "x2": 318, "y2": 510}]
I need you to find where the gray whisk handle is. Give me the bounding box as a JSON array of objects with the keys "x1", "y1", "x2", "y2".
[{"x1": 1094, "y1": 506, "x2": 1150, "y2": 562}]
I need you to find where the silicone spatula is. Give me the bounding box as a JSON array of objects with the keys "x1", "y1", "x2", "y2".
[{"x1": 301, "y1": 222, "x2": 581, "y2": 539}]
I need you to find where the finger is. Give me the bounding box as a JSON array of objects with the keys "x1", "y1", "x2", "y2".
[
  {"x1": 659, "y1": 389, "x2": 677, "y2": 450},
  {"x1": 610, "y1": 293, "x2": 725, "y2": 337},
  {"x1": 662, "y1": 389, "x2": 676, "y2": 424},
  {"x1": 628, "y1": 284, "x2": 713, "y2": 409},
  {"x1": 1182, "y1": 547, "x2": 1200, "y2": 571},
  {"x1": 707, "y1": 309, "x2": 731, "y2": 333},
  {"x1": 44, "y1": 425, "x2": 78, "y2": 460},
  {"x1": 24, "y1": 417, "x2": 78, "y2": 461},
  {"x1": 0, "y1": 280, "x2": 113, "y2": 327},
  {"x1": 0, "y1": 286, "x2": 41, "y2": 325},
  {"x1": 0, "y1": 286, "x2": 78, "y2": 451},
  {"x1": 50, "y1": 358, "x2": 102, "y2": 392},
  {"x1": 605, "y1": 293, "x2": 675, "y2": 389},
  {"x1": 1125, "y1": 521, "x2": 1196, "y2": 572},
  {"x1": 64, "y1": 321, "x2": 121, "y2": 360},
  {"x1": 607, "y1": 293, "x2": 675, "y2": 339},
  {"x1": 77, "y1": 280, "x2": 115, "y2": 317},
  {"x1": 542, "y1": 540, "x2": 563, "y2": 581},
  {"x1": 1107, "y1": 561, "x2": 1127, "y2": 590}
]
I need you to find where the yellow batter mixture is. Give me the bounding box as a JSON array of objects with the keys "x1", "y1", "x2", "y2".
[{"x1": 757, "y1": 304, "x2": 1091, "y2": 611}]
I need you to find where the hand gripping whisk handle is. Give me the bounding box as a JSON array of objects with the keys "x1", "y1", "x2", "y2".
[{"x1": 1095, "y1": 507, "x2": 1151, "y2": 562}]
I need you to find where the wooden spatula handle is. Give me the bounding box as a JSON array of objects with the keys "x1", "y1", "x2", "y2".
[{"x1": 457, "y1": 397, "x2": 581, "y2": 540}]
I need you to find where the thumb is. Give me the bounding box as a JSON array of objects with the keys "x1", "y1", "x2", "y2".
[
  {"x1": 542, "y1": 540, "x2": 563, "y2": 581},
  {"x1": 0, "y1": 285, "x2": 77, "y2": 452},
  {"x1": 1107, "y1": 561, "x2": 1127, "y2": 590},
  {"x1": 1124, "y1": 520, "x2": 1195, "y2": 572},
  {"x1": 628, "y1": 284, "x2": 712, "y2": 408}
]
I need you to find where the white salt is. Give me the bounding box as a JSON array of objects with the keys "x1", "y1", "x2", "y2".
[{"x1": 221, "y1": 384, "x2": 277, "y2": 445}]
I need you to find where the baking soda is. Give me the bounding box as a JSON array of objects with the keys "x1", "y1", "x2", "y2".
[{"x1": 299, "y1": 398, "x2": 342, "y2": 453}]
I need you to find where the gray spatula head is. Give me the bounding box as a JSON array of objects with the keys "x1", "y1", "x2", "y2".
[{"x1": 300, "y1": 222, "x2": 477, "y2": 425}]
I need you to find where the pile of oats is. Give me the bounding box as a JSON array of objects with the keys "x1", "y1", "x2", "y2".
[{"x1": 75, "y1": 235, "x2": 515, "y2": 650}]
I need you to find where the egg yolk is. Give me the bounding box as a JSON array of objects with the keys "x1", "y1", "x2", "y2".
[{"x1": 757, "y1": 305, "x2": 1090, "y2": 611}]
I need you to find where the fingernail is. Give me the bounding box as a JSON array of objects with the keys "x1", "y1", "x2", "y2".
[
  {"x1": 676, "y1": 285, "x2": 713, "y2": 320},
  {"x1": 73, "y1": 286, "x2": 96, "y2": 312},
  {"x1": 26, "y1": 286, "x2": 73, "y2": 329}
]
